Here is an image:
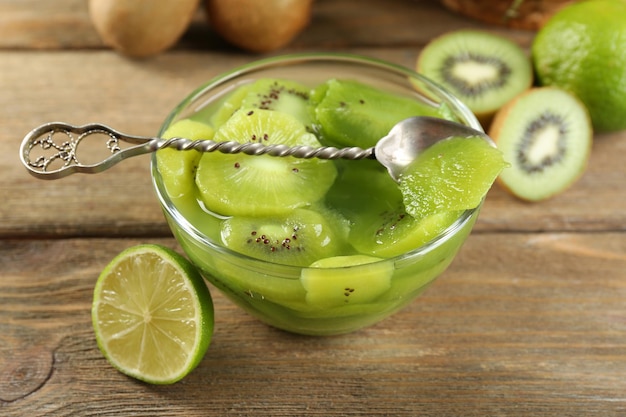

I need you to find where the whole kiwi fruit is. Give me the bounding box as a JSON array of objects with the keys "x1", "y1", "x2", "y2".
[
  {"x1": 205, "y1": 0, "x2": 314, "y2": 53},
  {"x1": 89, "y1": 0, "x2": 199, "y2": 58}
]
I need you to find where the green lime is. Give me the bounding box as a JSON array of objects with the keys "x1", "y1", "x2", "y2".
[
  {"x1": 532, "y1": 0, "x2": 626, "y2": 132},
  {"x1": 92, "y1": 244, "x2": 214, "y2": 384}
]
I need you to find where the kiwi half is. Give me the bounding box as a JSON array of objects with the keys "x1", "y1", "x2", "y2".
[
  {"x1": 489, "y1": 87, "x2": 592, "y2": 202},
  {"x1": 417, "y1": 30, "x2": 533, "y2": 124}
]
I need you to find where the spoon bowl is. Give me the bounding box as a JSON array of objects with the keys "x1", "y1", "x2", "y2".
[{"x1": 375, "y1": 116, "x2": 494, "y2": 181}]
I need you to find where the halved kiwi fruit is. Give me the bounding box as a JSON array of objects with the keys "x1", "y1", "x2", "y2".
[
  {"x1": 489, "y1": 87, "x2": 592, "y2": 201},
  {"x1": 195, "y1": 108, "x2": 337, "y2": 217},
  {"x1": 417, "y1": 30, "x2": 533, "y2": 125}
]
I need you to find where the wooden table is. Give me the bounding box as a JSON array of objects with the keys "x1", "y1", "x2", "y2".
[{"x1": 2, "y1": 1, "x2": 625, "y2": 415}]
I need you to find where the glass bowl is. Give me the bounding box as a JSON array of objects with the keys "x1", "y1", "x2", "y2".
[{"x1": 151, "y1": 53, "x2": 483, "y2": 336}]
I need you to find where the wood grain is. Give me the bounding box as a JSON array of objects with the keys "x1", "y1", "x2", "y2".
[{"x1": 1, "y1": 234, "x2": 625, "y2": 416}]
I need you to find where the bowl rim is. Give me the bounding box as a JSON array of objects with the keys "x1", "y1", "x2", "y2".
[{"x1": 151, "y1": 52, "x2": 484, "y2": 271}]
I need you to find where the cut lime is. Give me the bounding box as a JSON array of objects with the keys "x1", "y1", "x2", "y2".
[{"x1": 92, "y1": 244, "x2": 214, "y2": 384}]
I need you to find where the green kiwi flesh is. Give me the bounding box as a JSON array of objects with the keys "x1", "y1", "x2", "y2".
[
  {"x1": 489, "y1": 87, "x2": 592, "y2": 201},
  {"x1": 300, "y1": 255, "x2": 393, "y2": 308},
  {"x1": 324, "y1": 159, "x2": 463, "y2": 258},
  {"x1": 195, "y1": 108, "x2": 337, "y2": 217},
  {"x1": 220, "y1": 208, "x2": 344, "y2": 267},
  {"x1": 156, "y1": 119, "x2": 215, "y2": 198},
  {"x1": 417, "y1": 30, "x2": 533, "y2": 121},
  {"x1": 240, "y1": 78, "x2": 314, "y2": 129},
  {"x1": 399, "y1": 136, "x2": 507, "y2": 219},
  {"x1": 311, "y1": 78, "x2": 444, "y2": 148}
]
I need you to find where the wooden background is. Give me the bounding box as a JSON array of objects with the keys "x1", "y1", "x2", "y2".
[{"x1": 1, "y1": 0, "x2": 625, "y2": 416}]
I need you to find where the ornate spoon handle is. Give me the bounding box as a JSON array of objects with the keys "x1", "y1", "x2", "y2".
[{"x1": 20, "y1": 122, "x2": 374, "y2": 180}]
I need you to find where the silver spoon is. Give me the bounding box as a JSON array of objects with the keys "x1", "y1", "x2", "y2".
[{"x1": 19, "y1": 116, "x2": 491, "y2": 182}]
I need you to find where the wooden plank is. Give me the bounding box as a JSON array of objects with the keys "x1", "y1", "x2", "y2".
[
  {"x1": 1, "y1": 233, "x2": 625, "y2": 415},
  {"x1": 0, "y1": 0, "x2": 102, "y2": 49}
]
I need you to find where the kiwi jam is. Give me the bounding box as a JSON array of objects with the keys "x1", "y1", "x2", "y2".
[{"x1": 155, "y1": 77, "x2": 505, "y2": 335}]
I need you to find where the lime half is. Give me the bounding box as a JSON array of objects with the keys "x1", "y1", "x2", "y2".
[{"x1": 92, "y1": 244, "x2": 214, "y2": 384}]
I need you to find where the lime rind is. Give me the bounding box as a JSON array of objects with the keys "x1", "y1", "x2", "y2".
[{"x1": 92, "y1": 244, "x2": 213, "y2": 385}]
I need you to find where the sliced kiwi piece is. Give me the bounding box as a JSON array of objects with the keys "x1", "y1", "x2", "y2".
[
  {"x1": 399, "y1": 136, "x2": 507, "y2": 220},
  {"x1": 324, "y1": 158, "x2": 402, "y2": 223},
  {"x1": 417, "y1": 30, "x2": 533, "y2": 124},
  {"x1": 350, "y1": 206, "x2": 462, "y2": 259},
  {"x1": 311, "y1": 78, "x2": 443, "y2": 148},
  {"x1": 195, "y1": 108, "x2": 337, "y2": 217},
  {"x1": 156, "y1": 118, "x2": 215, "y2": 198},
  {"x1": 489, "y1": 87, "x2": 592, "y2": 201},
  {"x1": 300, "y1": 255, "x2": 393, "y2": 308},
  {"x1": 240, "y1": 78, "x2": 314, "y2": 129},
  {"x1": 325, "y1": 158, "x2": 461, "y2": 258},
  {"x1": 209, "y1": 83, "x2": 253, "y2": 128},
  {"x1": 220, "y1": 208, "x2": 344, "y2": 267}
]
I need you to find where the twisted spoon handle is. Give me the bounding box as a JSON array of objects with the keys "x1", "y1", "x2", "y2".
[{"x1": 20, "y1": 122, "x2": 374, "y2": 180}]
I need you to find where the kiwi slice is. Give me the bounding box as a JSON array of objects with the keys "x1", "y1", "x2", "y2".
[
  {"x1": 220, "y1": 208, "x2": 344, "y2": 267},
  {"x1": 325, "y1": 159, "x2": 461, "y2": 258},
  {"x1": 209, "y1": 83, "x2": 253, "y2": 128},
  {"x1": 300, "y1": 255, "x2": 393, "y2": 308},
  {"x1": 417, "y1": 30, "x2": 533, "y2": 124},
  {"x1": 324, "y1": 158, "x2": 402, "y2": 223},
  {"x1": 156, "y1": 118, "x2": 215, "y2": 198},
  {"x1": 350, "y1": 206, "x2": 462, "y2": 259},
  {"x1": 399, "y1": 136, "x2": 507, "y2": 220},
  {"x1": 489, "y1": 87, "x2": 592, "y2": 201},
  {"x1": 240, "y1": 78, "x2": 314, "y2": 129},
  {"x1": 195, "y1": 108, "x2": 337, "y2": 217},
  {"x1": 311, "y1": 78, "x2": 443, "y2": 148}
]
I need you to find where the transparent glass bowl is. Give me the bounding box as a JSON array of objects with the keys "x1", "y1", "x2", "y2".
[{"x1": 151, "y1": 53, "x2": 483, "y2": 336}]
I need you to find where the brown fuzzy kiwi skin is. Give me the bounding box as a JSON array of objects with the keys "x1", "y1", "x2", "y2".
[
  {"x1": 89, "y1": 0, "x2": 199, "y2": 58},
  {"x1": 205, "y1": 0, "x2": 313, "y2": 53},
  {"x1": 488, "y1": 87, "x2": 593, "y2": 202}
]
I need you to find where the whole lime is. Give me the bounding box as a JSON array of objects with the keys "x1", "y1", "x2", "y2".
[{"x1": 532, "y1": 0, "x2": 626, "y2": 132}]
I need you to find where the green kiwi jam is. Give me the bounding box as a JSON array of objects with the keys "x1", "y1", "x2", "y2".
[{"x1": 152, "y1": 65, "x2": 503, "y2": 335}]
